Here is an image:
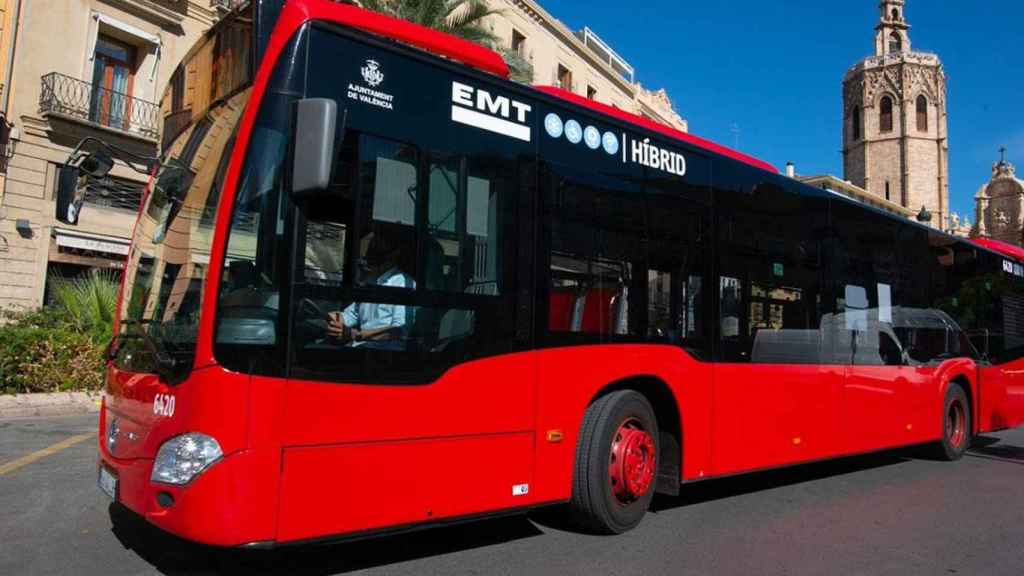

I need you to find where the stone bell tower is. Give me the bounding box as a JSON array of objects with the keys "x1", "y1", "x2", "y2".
[{"x1": 842, "y1": 1, "x2": 949, "y2": 227}]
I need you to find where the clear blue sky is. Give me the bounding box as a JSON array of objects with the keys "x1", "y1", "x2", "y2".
[{"x1": 538, "y1": 0, "x2": 1023, "y2": 221}]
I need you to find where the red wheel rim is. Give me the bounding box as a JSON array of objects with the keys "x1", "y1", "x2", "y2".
[
  {"x1": 947, "y1": 399, "x2": 966, "y2": 449},
  {"x1": 608, "y1": 418, "x2": 656, "y2": 504}
]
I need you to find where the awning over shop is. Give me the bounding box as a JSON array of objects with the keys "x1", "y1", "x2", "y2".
[{"x1": 53, "y1": 228, "x2": 130, "y2": 257}]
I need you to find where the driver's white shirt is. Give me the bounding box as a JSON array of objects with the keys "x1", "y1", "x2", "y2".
[{"x1": 342, "y1": 267, "x2": 415, "y2": 345}]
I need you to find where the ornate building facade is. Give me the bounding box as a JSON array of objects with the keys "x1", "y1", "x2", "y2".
[
  {"x1": 0, "y1": 1, "x2": 219, "y2": 312},
  {"x1": 484, "y1": 0, "x2": 687, "y2": 132},
  {"x1": 842, "y1": 0, "x2": 949, "y2": 226},
  {"x1": 972, "y1": 152, "x2": 1024, "y2": 245}
]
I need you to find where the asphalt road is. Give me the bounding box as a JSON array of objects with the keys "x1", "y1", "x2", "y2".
[{"x1": 2, "y1": 414, "x2": 1023, "y2": 576}]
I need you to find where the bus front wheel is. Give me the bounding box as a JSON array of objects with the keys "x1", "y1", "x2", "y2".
[
  {"x1": 570, "y1": 390, "x2": 659, "y2": 534},
  {"x1": 934, "y1": 382, "x2": 971, "y2": 461}
]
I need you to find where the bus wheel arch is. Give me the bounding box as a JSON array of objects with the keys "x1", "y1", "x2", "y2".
[
  {"x1": 949, "y1": 374, "x2": 973, "y2": 428},
  {"x1": 935, "y1": 376, "x2": 972, "y2": 461},
  {"x1": 588, "y1": 376, "x2": 682, "y2": 497}
]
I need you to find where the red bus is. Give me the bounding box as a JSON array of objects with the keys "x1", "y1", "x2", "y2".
[{"x1": 93, "y1": 0, "x2": 1024, "y2": 546}]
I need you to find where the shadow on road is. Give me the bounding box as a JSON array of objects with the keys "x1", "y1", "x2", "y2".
[
  {"x1": 109, "y1": 503, "x2": 543, "y2": 575},
  {"x1": 650, "y1": 449, "x2": 913, "y2": 513},
  {"x1": 968, "y1": 435, "x2": 1024, "y2": 465},
  {"x1": 108, "y1": 440, "x2": 993, "y2": 575}
]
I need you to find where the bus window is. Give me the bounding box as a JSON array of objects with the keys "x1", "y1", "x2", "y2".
[
  {"x1": 543, "y1": 162, "x2": 644, "y2": 341},
  {"x1": 715, "y1": 176, "x2": 828, "y2": 364},
  {"x1": 426, "y1": 155, "x2": 509, "y2": 296},
  {"x1": 646, "y1": 189, "x2": 707, "y2": 354},
  {"x1": 288, "y1": 132, "x2": 518, "y2": 383}
]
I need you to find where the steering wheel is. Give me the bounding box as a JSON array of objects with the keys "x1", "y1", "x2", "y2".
[{"x1": 298, "y1": 297, "x2": 326, "y2": 319}]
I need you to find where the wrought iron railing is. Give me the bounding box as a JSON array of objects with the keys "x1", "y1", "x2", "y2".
[
  {"x1": 39, "y1": 72, "x2": 160, "y2": 139},
  {"x1": 85, "y1": 175, "x2": 146, "y2": 212},
  {"x1": 212, "y1": 0, "x2": 243, "y2": 11}
]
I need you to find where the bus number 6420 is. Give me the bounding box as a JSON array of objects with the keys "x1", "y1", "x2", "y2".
[{"x1": 153, "y1": 394, "x2": 175, "y2": 418}]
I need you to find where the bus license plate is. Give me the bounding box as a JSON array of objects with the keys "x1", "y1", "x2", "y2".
[{"x1": 98, "y1": 467, "x2": 118, "y2": 501}]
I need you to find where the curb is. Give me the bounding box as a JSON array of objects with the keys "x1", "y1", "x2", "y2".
[{"x1": 0, "y1": 392, "x2": 102, "y2": 419}]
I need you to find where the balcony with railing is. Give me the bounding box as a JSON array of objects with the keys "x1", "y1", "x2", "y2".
[{"x1": 39, "y1": 72, "x2": 160, "y2": 140}]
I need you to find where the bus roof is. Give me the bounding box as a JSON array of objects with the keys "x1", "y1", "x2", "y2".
[{"x1": 971, "y1": 238, "x2": 1024, "y2": 263}]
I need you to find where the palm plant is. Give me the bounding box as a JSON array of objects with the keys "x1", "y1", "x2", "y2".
[
  {"x1": 497, "y1": 47, "x2": 535, "y2": 84},
  {"x1": 48, "y1": 270, "x2": 119, "y2": 345},
  {"x1": 360, "y1": 0, "x2": 500, "y2": 45},
  {"x1": 356, "y1": 0, "x2": 538, "y2": 83}
]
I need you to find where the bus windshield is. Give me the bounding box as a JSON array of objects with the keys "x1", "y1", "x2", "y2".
[
  {"x1": 114, "y1": 90, "x2": 250, "y2": 380},
  {"x1": 112, "y1": 3, "x2": 252, "y2": 380}
]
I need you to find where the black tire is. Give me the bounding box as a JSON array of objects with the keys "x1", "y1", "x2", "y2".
[
  {"x1": 934, "y1": 382, "x2": 971, "y2": 461},
  {"x1": 570, "y1": 390, "x2": 659, "y2": 534}
]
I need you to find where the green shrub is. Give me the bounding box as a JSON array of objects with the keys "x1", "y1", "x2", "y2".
[
  {"x1": 0, "y1": 271, "x2": 119, "y2": 394},
  {"x1": 48, "y1": 270, "x2": 119, "y2": 346}
]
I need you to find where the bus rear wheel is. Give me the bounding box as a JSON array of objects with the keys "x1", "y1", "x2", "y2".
[
  {"x1": 570, "y1": 390, "x2": 659, "y2": 534},
  {"x1": 934, "y1": 382, "x2": 971, "y2": 461}
]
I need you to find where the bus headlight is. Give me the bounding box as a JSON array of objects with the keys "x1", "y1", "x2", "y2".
[{"x1": 151, "y1": 433, "x2": 223, "y2": 486}]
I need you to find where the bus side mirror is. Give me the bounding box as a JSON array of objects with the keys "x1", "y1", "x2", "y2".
[
  {"x1": 55, "y1": 164, "x2": 86, "y2": 225},
  {"x1": 80, "y1": 151, "x2": 114, "y2": 178},
  {"x1": 55, "y1": 151, "x2": 114, "y2": 225},
  {"x1": 291, "y1": 98, "x2": 337, "y2": 196}
]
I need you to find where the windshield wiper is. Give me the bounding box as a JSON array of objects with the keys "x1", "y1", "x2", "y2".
[{"x1": 107, "y1": 321, "x2": 179, "y2": 380}]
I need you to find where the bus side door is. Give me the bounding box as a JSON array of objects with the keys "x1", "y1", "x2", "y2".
[{"x1": 979, "y1": 363, "x2": 1024, "y2": 431}]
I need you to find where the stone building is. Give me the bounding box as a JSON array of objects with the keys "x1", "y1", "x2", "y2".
[
  {"x1": 972, "y1": 152, "x2": 1024, "y2": 245},
  {"x1": 485, "y1": 0, "x2": 687, "y2": 132},
  {"x1": 0, "y1": 1, "x2": 228, "y2": 312},
  {"x1": 841, "y1": 0, "x2": 949, "y2": 226}
]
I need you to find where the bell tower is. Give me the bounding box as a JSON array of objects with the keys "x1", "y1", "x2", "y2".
[
  {"x1": 875, "y1": 1, "x2": 911, "y2": 55},
  {"x1": 843, "y1": 1, "x2": 949, "y2": 227}
]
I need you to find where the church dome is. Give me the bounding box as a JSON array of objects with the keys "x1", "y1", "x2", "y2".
[
  {"x1": 973, "y1": 152, "x2": 1024, "y2": 244},
  {"x1": 975, "y1": 158, "x2": 1024, "y2": 200}
]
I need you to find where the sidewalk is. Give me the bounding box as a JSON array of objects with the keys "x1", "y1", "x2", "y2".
[{"x1": 0, "y1": 392, "x2": 102, "y2": 419}]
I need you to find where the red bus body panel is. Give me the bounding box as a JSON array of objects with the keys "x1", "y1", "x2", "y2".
[
  {"x1": 979, "y1": 359, "x2": 1024, "y2": 432},
  {"x1": 101, "y1": 365, "x2": 281, "y2": 545},
  {"x1": 712, "y1": 364, "x2": 844, "y2": 475}
]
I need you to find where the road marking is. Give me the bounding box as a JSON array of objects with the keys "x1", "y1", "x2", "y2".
[{"x1": 0, "y1": 433, "x2": 94, "y2": 477}]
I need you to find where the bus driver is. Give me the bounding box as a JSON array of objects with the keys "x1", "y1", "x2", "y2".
[{"x1": 327, "y1": 227, "x2": 416, "y2": 350}]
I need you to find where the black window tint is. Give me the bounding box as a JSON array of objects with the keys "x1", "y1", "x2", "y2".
[
  {"x1": 930, "y1": 234, "x2": 1023, "y2": 364},
  {"x1": 289, "y1": 133, "x2": 519, "y2": 384},
  {"x1": 829, "y1": 201, "x2": 944, "y2": 366},
  {"x1": 646, "y1": 188, "x2": 708, "y2": 356},
  {"x1": 426, "y1": 155, "x2": 509, "y2": 296},
  {"x1": 213, "y1": 27, "x2": 308, "y2": 377},
  {"x1": 356, "y1": 138, "x2": 419, "y2": 291},
  {"x1": 715, "y1": 171, "x2": 828, "y2": 364},
  {"x1": 543, "y1": 163, "x2": 644, "y2": 341}
]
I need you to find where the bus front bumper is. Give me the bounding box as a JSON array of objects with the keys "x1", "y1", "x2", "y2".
[{"x1": 97, "y1": 448, "x2": 278, "y2": 547}]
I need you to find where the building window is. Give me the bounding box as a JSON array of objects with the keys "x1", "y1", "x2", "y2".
[
  {"x1": 885, "y1": 181, "x2": 891, "y2": 202},
  {"x1": 511, "y1": 29, "x2": 526, "y2": 56},
  {"x1": 916, "y1": 95, "x2": 928, "y2": 132},
  {"x1": 557, "y1": 65, "x2": 573, "y2": 91},
  {"x1": 851, "y1": 106, "x2": 861, "y2": 141},
  {"x1": 90, "y1": 34, "x2": 138, "y2": 131},
  {"x1": 587, "y1": 85, "x2": 598, "y2": 100},
  {"x1": 85, "y1": 175, "x2": 146, "y2": 212},
  {"x1": 880, "y1": 96, "x2": 894, "y2": 133},
  {"x1": 888, "y1": 32, "x2": 902, "y2": 53},
  {"x1": 891, "y1": 8, "x2": 900, "y2": 21}
]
